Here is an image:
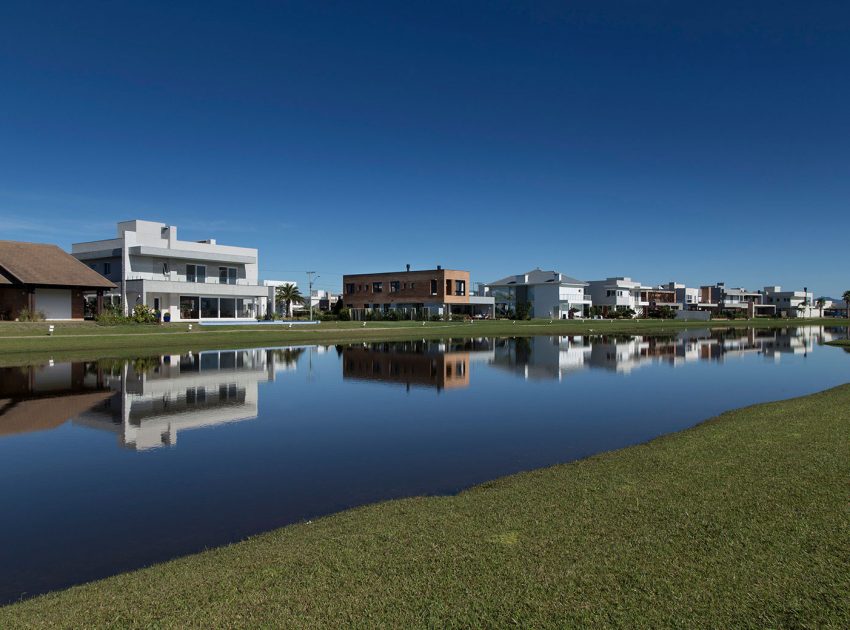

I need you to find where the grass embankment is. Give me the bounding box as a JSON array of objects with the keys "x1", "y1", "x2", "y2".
[
  {"x1": 0, "y1": 318, "x2": 846, "y2": 367},
  {"x1": 3, "y1": 385, "x2": 848, "y2": 627}
]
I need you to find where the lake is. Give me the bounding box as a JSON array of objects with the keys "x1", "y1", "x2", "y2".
[{"x1": 0, "y1": 325, "x2": 847, "y2": 603}]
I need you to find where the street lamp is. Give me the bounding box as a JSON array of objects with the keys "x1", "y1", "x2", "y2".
[{"x1": 307, "y1": 271, "x2": 319, "y2": 321}]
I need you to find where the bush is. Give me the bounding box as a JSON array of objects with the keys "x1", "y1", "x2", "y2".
[
  {"x1": 337, "y1": 307, "x2": 351, "y2": 321},
  {"x1": 515, "y1": 302, "x2": 532, "y2": 320},
  {"x1": 17, "y1": 308, "x2": 46, "y2": 322},
  {"x1": 131, "y1": 304, "x2": 159, "y2": 323}
]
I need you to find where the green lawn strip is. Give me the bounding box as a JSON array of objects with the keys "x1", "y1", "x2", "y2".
[
  {"x1": 1, "y1": 318, "x2": 846, "y2": 367},
  {"x1": 2, "y1": 385, "x2": 848, "y2": 627}
]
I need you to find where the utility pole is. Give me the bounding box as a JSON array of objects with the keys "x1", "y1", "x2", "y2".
[{"x1": 307, "y1": 271, "x2": 318, "y2": 321}]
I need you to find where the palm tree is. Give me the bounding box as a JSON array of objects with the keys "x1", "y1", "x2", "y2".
[
  {"x1": 275, "y1": 283, "x2": 304, "y2": 318},
  {"x1": 815, "y1": 297, "x2": 825, "y2": 317},
  {"x1": 843, "y1": 290, "x2": 850, "y2": 320}
]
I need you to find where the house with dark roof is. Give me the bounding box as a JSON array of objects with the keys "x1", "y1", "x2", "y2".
[
  {"x1": 486, "y1": 268, "x2": 591, "y2": 319},
  {"x1": 0, "y1": 241, "x2": 116, "y2": 320}
]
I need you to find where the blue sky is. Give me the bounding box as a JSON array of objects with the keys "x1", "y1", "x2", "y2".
[{"x1": 1, "y1": 1, "x2": 848, "y2": 296}]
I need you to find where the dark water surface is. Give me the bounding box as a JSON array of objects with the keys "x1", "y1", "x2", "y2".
[{"x1": 0, "y1": 325, "x2": 847, "y2": 603}]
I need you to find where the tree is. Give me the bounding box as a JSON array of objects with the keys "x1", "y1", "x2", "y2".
[
  {"x1": 815, "y1": 297, "x2": 825, "y2": 316},
  {"x1": 275, "y1": 283, "x2": 304, "y2": 318},
  {"x1": 843, "y1": 290, "x2": 850, "y2": 320}
]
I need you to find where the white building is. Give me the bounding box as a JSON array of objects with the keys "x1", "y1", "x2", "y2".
[
  {"x1": 486, "y1": 268, "x2": 592, "y2": 319},
  {"x1": 586, "y1": 277, "x2": 648, "y2": 316},
  {"x1": 761, "y1": 286, "x2": 817, "y2": 318},
  {"x1": 72, "y1": 220, "x2": 269, "y2": 322}
]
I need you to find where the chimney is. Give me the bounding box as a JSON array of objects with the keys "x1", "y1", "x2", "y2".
[
  {"x1": 406, "y1": 264, "x2": 410, "y2": 272},
  {"x1": 437, "y1": 265, "x2": 442, "y2": 271}
]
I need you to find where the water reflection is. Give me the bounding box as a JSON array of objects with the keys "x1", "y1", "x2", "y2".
[
  {"x1": 1, "y1": 348, "x2": 305, "y2": 450},
  {"x1": 0, "y1": 327, "x2": 846, "y2": 449}
]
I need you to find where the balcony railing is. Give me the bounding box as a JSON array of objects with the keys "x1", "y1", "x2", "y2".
[{"x1": 127, "y1": 275, "x2": 256, "y2": 286}]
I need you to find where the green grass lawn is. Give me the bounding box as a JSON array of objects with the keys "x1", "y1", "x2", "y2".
[
  {"x1": 2, "y1": 385, "x2": 848, "y2": 627},
  {"x1": 0, "y1": 317, "x2": 846, "y2": 367}
]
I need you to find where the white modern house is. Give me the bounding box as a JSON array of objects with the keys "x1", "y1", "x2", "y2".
[
  {"x1": 586, "y1": 277, "x2": 648, "y2": 316},
  {"x1": 486, "y1": 268, "x2": 592, "y2": 319},
  {"x1": 761, "y1": 286, "x2": 817, "y2": 318},
  {"x1": 263, "y1": 279, "x2": 300, "y2": 316},
  {"x1": 72, "y1": 220, "x2": 269, "y2": 322}
]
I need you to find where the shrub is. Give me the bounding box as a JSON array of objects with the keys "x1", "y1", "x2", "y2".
[
  {"x1": 515, "y1": 302, "x2": 532, "y2": 320},
  {"x1": 17, "y1": 308, "x2": 46, "y2": 322},
  {"x1": 337, "y1": 307, "x2": 351, "y2": 321}
]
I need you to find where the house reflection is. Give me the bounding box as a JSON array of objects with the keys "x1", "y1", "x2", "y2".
[
  {"x1": 491, "y1": 326, "x2": 844, "y2": 378},
  {"x1": 0, "y1": 348, "x2": 305, "y2": 450},
  {"x1": 342, "y1": 339, "x2": 495, "y2": 391}
]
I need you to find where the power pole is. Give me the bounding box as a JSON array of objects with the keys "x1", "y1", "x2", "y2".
[{"x1": 307, "y1": 271, "x2": 318, "y2": 321}]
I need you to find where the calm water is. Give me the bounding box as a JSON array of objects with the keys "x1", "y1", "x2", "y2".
[{"x1": 0, "y1": 325, "x2": 848, "y2": 602}]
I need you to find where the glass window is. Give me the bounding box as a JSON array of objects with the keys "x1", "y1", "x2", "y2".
[
  {"x1": 446, "y1": 279, "x2": 452, "y2": 294},
  {"x1": 201, "y1": 297, "x2": 219, "y2": 318},
  {"x1": 104, "y1": 262, "x2": 111, "y2": 275},
  {"x1": 180, "y1": 296, "x2": 199, "y2": 319},
  {"x1": 219, "y1": 267, "x2": 237, "y2": 285},
  {"x1": 219, "y1": 298, "x2": 236, "y2": 318},
  {"x1": 187, "y1": 264, "x2": 196, "y2": 283},
  {"x1": 390, "y1": 281, "x2": 400, "y2": 293},
  {"x1": 346, "y1": 283, "x2": 355, "y2": 294},
  {"x1": 373, "y1": 282, "x2": 383, "y2": 293},
  {"x1": 455, "y1": 280, "x2": 466, "y2": 296},
  {"x1": 430, "y1": 279, "x2": 438, "y2": 295}
]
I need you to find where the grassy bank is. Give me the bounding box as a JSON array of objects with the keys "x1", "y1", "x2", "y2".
[
  {"x1": 2, "y1": 385, "x2": 848, "y2": 627},
  {"x1": 0, "y1": 318, "x2": 846, "y2": 366}
]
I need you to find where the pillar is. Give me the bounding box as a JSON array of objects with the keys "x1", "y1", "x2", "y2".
[{"x1": 96, "y1": 290, "x2": 104, "y2": 316}]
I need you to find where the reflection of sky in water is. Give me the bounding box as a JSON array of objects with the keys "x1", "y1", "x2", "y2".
[{"x1": 0, "y1": 325, "x2": 847, "y2": 603}]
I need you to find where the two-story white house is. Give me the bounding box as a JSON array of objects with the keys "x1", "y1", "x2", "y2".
[
  {"x1": 586, "y1": 277, "x2": 648, "y2": 316},
  {"x1": 72, "y1": 220, "x2": 269, "y2": 322},
  {"x1": 761, "y1": 286, "x2": 816, "y2": 318},
  {"x1": 486, "y1": 268, "x2": 592, "y2": 319}
]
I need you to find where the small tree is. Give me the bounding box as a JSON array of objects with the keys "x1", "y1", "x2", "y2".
[
  {"x1": 515, "y1": 301, "x2": 532, "y2": 320},
  {"x1": 843, "y1": 290, "x2": 850, "y2": 320},
  {"x1": 275, "y1": 283, "x2": 304, "y2": 318}
]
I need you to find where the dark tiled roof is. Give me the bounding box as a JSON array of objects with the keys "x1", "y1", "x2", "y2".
[
  {"x1": 0, "y1": 241, "x2": 115, "y2": 289},
  {"x1": 489, "y1": 268, "x2": 586, "y2": 286}
]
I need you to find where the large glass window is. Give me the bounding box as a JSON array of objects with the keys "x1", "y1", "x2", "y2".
[
  {"x1": 390, "y1": 281, "x2": 400, "y2": 293},
  {"x1": 372, "y1": 282, "x2": 383, "y2": 293},
  {"x1": 219, "y1": 298, "x2": 236, "y2": 318},
  {"x1": 201, "y1": 297, "x2": 219, "y2": 318},
  {"x1": 180, "y1": 296, "x2": 199, "y2": 319},
  {"x1": 454, "y1": 280, "x2": 466, "y2": 296},
  {"x1": 430, "y1": 279, "x2": 438, "y2": 295}
]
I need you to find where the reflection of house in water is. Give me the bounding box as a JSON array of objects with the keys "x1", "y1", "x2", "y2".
[
  {"x1": 0, "y1": 362, "x2": 112, "y2": 437},
  {"x1": 342, "y1": 339, "x2": 494, "y2": 391},
  {"x1": 492, "y1": 336, "x2": 593, "y2": 380},
  {"x1": 74, "y1": 348, "x2": 299, "y2": 450},
  {"x1": 490, "y1": 326, "x2": 844, "y2": 378}
]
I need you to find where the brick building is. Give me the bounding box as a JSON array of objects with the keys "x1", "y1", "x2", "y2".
[{"x1": 342, "y1": 265, "x2": 494, "y2": 319}]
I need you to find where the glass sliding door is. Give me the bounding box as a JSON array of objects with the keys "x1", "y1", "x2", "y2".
[
  {"x1": 219, "y1": 298, "x2": 236, "y2": 318},
  {"x1": 180, "y1": 296, "x2": 199, "y2": 319},
  {"x1": 201, "y1": 297, "x2": 219, "y2": 318}
]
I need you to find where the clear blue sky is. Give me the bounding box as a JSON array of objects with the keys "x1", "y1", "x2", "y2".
[{"x1": 1, "y1": 1, "x2": 848, "y2": 296}]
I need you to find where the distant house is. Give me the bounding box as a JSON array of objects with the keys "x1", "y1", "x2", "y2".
[
  {"x1": 72, "y1": 220, "x2": 269, "y2": 322},
  {"x1": 342, "y1": 265, "x2": 494, "y2": 319},
  {"x1": 0, "y1": 241, "x2": 115, "y2": 321},
  {"x1": 761, "y1": 286, "x2": 816, "y2": 318},
  {"x1": 586, "y1": 277, "x2": 647, "y2": 316},
  {"x1": 486, "y1": 268, "x2": 591, "y2": 319},
  {"x1": 701, "y1": 282, "x2": 775, "y2": 317}
]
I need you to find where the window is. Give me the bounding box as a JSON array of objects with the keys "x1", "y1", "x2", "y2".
[
  {"x1": 219, "y1": 298, "x2": 236, "y2": 318},
  {"x1": 373, "y1": 282, "x2": 383, "y2": 293},
  {"x1": 410, "y1": 282, "x2": 415, "y2": 290},
  {"x1": 430, "y1": 279, "x2": 438, "y2": 295},
  {"x1": 390, "y1": 281, "x2": 400, "y2": 293},
  {"x1": 90, "y1": 264, "x2": 97, "y2": 271},
  {"x1": 219, "y1": 267, "x2": 237, "y2": 285},
  {"x1": 180, "y1": 296, "x2": 199, "y2": 319},
  {"x1": 201, "y1": 297, "x2": 219, "y2": 318},
  {"x1": 162, "y1": 262, "x2": 169, "y2": 275},
  {"x1": 104, "y1": 262, "x2": 111, "y2": 275},
  {"x1": 454, "y1": 280, "x2": 466, "y2": 296},
  {"x1": 187, "y1": 264, "x2": 206, "y2": 283},
  {"x1": 346, "y1": 283, "x2": 355, "y2": 294},
  {"x1": 446, "y1": 279, "x2": 452, "y2": 294}
]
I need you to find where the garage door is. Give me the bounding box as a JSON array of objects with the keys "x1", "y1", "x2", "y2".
[{"x1": 34, "y1": 288, "x2": 72, "y2": 320}]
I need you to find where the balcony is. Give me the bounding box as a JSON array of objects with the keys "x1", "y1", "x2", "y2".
[{"x1": 125, "y1": 277, "x2": 269, "y2": 298}]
